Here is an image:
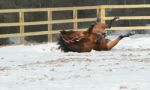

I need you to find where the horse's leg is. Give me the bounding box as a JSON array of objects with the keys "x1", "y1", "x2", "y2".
[
  {"x1": 106, "y1": 32, "x2": 134, "y2": 50},
  {"x1": 107, "y1": 16, "x2": 119, "y2": 28},
  {"x1": 106, "y1": 38, "x2": 122, "y2": 50}
]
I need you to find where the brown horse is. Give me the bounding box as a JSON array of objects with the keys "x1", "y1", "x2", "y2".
[{"x1": 58, "y1": 17, "x2": 134, "y2": 52}]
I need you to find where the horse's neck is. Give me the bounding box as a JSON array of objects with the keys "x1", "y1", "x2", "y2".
[{"x1": 92, "y1": 23, "x2": 107, "y2": 34}]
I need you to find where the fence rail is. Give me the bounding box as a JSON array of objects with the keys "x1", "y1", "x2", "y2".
[{"x1": 0, "y1": 4, "x2": 150, "y2": 44}]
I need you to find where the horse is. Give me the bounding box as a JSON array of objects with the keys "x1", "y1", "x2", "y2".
[{"x1": 58, "y1": 17, "x2": 134, "y2": 52}]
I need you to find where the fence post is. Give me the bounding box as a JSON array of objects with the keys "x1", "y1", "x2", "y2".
[
  {"x1": 73, "y1": 8, "x2": 78, "y2": 30},
  {"x1": 97, "y1": 7, "x2": 100, "y2": 21},
  {"x1": 47, "y1": 9, "x2": 52, "y2": 42},
  {"x1": 100, "y1": 6, "x2": 106, "y2": 23},
  {"x1": 19, "y1": 10, "x2": 25, "y2": 44}
]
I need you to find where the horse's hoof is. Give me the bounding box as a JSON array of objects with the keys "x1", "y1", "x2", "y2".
[
  {"x1": 119, "y1": 31, "x2": 135, "y2": 39},
  {"x1": 114, "y1": 16, "x2": 120, "y2": 21},
  {"x1": 128, "y1": 31, "x2": 135, "y2": 36}
]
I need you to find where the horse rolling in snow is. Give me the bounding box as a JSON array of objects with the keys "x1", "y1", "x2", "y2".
[{"x1": 58, "y1": 17, "x2": 134, "y2": 52}]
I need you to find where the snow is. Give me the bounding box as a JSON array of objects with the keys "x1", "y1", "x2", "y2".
[{"x1": 0, "y1": 34, "x2": 150, "y2": 90}]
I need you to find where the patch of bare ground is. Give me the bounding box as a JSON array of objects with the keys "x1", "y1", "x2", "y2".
[{"x1": 17, "y1": 57, "x2": 93, "y2": 68}]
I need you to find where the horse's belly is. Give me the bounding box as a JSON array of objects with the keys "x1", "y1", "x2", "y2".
[{"x1": 93, "y1": 39, "x2": 109, "y2": 51}]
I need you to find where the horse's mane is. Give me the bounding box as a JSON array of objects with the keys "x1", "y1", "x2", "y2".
[{"x1": 57, "y1": 35, "x2": 72, "y2": 52}]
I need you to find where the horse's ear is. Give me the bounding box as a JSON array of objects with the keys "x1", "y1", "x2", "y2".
[{"x1": 87, "y1": 24, "x2": 95, "y2": 34}]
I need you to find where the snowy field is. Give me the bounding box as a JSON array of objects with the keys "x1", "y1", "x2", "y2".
[{"x1": 0, "y1": 34, "x2": 150, "y2": 90}]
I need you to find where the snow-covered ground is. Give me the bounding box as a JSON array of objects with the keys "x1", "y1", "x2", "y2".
[{"x1": 0, "y1": 34, "x2": 150, "y2": 90}]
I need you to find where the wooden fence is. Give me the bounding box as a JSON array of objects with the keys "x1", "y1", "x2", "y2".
[{"x1": 0, "y1": 4, "x2": 150, "y2": 45}]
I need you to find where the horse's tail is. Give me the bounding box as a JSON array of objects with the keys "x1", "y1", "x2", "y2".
[{"x1": 57, "y1": 31, "x2": 72, "y2": 52}]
